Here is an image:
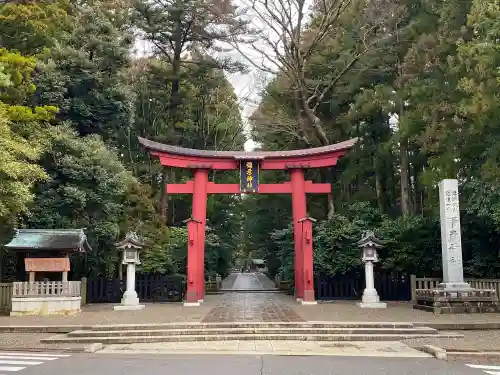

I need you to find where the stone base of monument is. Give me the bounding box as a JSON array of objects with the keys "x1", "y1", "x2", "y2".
[{"x1": 413, "y1": 288, "x2": 500, "y2": 314}]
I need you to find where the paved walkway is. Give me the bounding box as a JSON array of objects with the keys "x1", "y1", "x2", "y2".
[
  {"x1": 202, "y1": 293, "x2": 304, "y2": 322},
  {"x1": 202, "y1": 273, "x2": 302, "y2": 322},
  {"x1": 223, "y1": 272, "x2": 276, "y2": 290},
  {"x1": 97, "y1": 340, "x2": 431, "y2": 357}
]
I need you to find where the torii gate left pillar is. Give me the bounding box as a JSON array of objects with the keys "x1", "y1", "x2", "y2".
[{"x1": 138, "y1": 137, "x2": 357, "y2": 306}]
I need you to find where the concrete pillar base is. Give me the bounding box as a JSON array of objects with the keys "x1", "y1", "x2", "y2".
[
  {"x1": 357, "y1": 301, "x2": 387, "y2": 308},
  {"x1": 113, "y1": 304, "x2": 145, "y2": 311},
  {"x1": 300, "y1": 300, "x2": 318, "y2": 305}
]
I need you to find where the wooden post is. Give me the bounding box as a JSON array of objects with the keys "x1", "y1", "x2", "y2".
[
  {"x1": 410, "y1": 274, "x2": 416, "y2": 303},
  {"x1": 81, "y1": 277, "x2": 87, "y2": 306}
]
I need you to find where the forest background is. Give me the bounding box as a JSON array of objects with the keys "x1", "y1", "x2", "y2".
[{"x1": 0, "y1": 0, "x2": 499, "y2": 284}]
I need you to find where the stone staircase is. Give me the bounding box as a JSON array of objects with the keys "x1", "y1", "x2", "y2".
[{"x1": 40, "y1": 322, "x2": 462, "y2": 345}]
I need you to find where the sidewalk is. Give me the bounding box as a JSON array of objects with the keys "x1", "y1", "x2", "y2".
[
  {"x1": 1, "y1": 295, "x2": 500, "y2": 327},
  {"x1": 1, "y1": 290, "x2": 500, "y2": 355},
  {"x1": 403, "y1": 330, "x2": 500, "y2": 352},
  {"x1": 97, "y1": 340, "x2": 431, "y2": 358},
  {"x1": 294, "y1": 300, "x2": 500, "y2": 324},
  {"x1": 0, "y1": 299, "x2": 220, "y2": 326}
]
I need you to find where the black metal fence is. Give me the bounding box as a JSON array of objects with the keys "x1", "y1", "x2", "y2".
[
  {"x1": 87, "y1": 273, "x2": 185, "y2": 303},
  {"x1": 315, "y1": 271, "x2": 411, "y2": 301}
]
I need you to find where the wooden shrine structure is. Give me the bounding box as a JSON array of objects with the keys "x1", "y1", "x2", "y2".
[
  {"x1": 4, "y1": 229, "x2": 90, "y2": 315},
  {"x1": 139, "y1": 137, "x2": 357, "y2": 306}
]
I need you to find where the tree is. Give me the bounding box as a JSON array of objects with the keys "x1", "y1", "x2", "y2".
[
  {"x1": 133, "y1": 0, "x2": 248, "y2": 221},
  {"x1": 27, "y1": 126, "x2": 136, "y2": 277},
  {"x1": 0, "y1": 48, "x2": 58, "y2": 223},
  {"x1": 241, "y1": 0, "x2": 400, "y2": 147},
  {"x1": 33, "y1": 2, "x2": 135, "y2": 143},
  {"x1": 0, "y1": 106, "x2": 47, "y2": 222},
  {"x1": 0, "y1": 0, "x2": 71, "y2": 55}
]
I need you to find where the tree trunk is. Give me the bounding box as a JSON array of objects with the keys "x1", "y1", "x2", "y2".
[
  {"x1": 375, "y1": 166, "x2": 384, "y2": 212},
  {"x1": 319, "y1": 169, "x2": 335, "y2": 217},
  {"x1": 299, "y1": 89, "x2": 329, "y2": 146},
  {"x1": 159, "y1": 168, "x2": 169, "y2": 223},
  {"x1": 400, "y1": 139, "x2": 411, "y2": 217}
]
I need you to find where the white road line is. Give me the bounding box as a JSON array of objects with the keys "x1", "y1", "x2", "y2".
[
  {"x1": 0, "y1": 361, "x2": 43, "y2": 366},
  {"x1": 467, "y1": 365, "x2": 500, "y2": 371},
  {"x1": 0, "y1": 367, "x2": 25, "y2": 372},
  {"x1": 0, "y1": 356, "x2": 58, "y2": 361},
  {"x1": 0, "y1": 353, "x2": 70, "y2": 358},
  {"x1": 466, "y1": 364, "x2": 500, "y2": 375}
]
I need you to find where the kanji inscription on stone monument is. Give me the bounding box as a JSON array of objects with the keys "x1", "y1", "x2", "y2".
[{"x1": 438, "y1": 179, "x2": 470, "y2": 289}]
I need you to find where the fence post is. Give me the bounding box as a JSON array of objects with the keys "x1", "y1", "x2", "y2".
[
  {"x1": 410, "y1": 275, "x2": 417, "y2": 303},
  {"x1": 81, "y1": 277, "x2": 87, "y2": 306}
]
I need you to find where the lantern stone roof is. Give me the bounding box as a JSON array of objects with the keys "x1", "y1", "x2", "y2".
[
  {"x1": 115, "y1": 232, "x2": 144, "y2": 249},
  {"x1": 4, "y1": 229, "x2": 91, "y2": 253},
  {"x1": 357, "y1": 230, "x2": 385, "y2": 248},
  {"x1": 138, "y1": 137, "x2": 358, "y2": 160}
]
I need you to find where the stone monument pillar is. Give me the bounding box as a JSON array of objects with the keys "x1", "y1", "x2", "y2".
[
  {"x1": 413, "y1": 179, "x2": 499, "y2": 313},
  {"x1": 114, "y1": 232, "x2": 145, "y2": 311},
  {"x1": 438, "y1": 179, "x2": 471, "y2": 290}
]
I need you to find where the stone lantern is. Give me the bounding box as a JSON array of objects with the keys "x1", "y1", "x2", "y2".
[
  {"x1": 113, "y1": 232, "x2": 145, "y2": 311},
  {"x1": 356, "y1": 230, "x2": 386, "y2": 308}
]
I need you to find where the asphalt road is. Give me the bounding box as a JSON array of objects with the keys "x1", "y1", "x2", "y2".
[{"x1": 4, "y1": 352, "x2": 497, "y2": 375}]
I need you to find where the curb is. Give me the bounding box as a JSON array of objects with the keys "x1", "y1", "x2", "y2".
[
  {"x1": 84, "y1": 343, "x2": 103, "y2": 353},
  {"x1": 446, "y1": 350, "x2": 500, "y2": 358},
  {"x1": 94, "y1": 349, "x2": 430, "y2": 358},
  {"x1": 415, "y1": 346, "x2": 500, "y2": 360},
  {"x1": 413, "y1": 322, "x2": 500, "y2": 330},
  {"x1": 419, "y1": 345, "x2": 447, "y2": 360},
  {"x1": 0, "y1": 346, "x2": 89, "y2": 353}
]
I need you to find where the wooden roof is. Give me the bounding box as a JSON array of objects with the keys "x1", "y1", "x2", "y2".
[
  {"x1": 138, "y1": 137, "x2": 358, "y2": 160},
  {"x1": 4, "y1": 229, "x2": 91, "y2": 253}
]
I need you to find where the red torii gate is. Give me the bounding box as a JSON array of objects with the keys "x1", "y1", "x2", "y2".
[{"x1": 139, "y1": 137, "x2": 356, "y2": 306}]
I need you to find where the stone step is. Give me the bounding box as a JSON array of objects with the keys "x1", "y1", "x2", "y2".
[
  {"x1": 67, "y1": 327, "x2": 438, "y2": 337},
  {"x1": 41, "y1": 332, "x2": 463, "y2": 344},
  {"x1": 89, "y1": 322, "x2": 417, "y2": 331}
]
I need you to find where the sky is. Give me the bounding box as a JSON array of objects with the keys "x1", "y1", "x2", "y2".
[
  {"x1": 135, "y1": 38, "x2": 265, "y2": 152},
  {"x1": 134, "y1": 0, "x2": 314, "y2": 152}
]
